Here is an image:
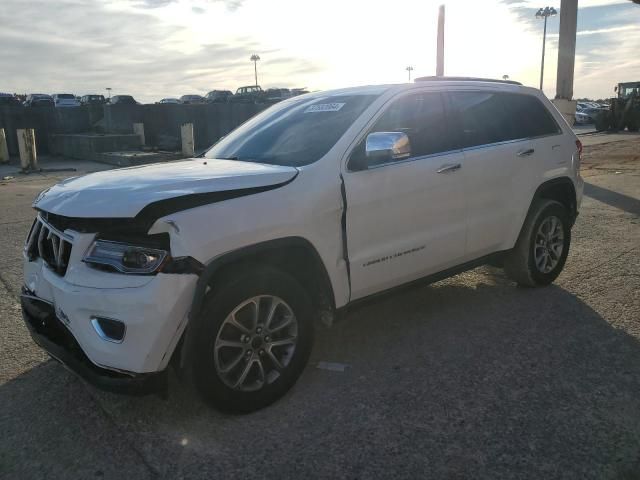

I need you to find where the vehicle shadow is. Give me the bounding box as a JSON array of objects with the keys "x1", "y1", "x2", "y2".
[
  {"x1": 2, "y1": 267, "x2": 640, "y2": 479},
  {"x1": 584, "y1": 182, "x2": 640, "y2": 216}
]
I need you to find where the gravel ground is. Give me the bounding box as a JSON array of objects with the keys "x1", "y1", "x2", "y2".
[{"x1": 1, "y1": 138, "x2": 639, "y2": 480}]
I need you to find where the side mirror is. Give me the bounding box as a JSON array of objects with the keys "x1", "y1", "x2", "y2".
[{"x1": 365, "y1": 132, "x2": 411, "y2": 164}]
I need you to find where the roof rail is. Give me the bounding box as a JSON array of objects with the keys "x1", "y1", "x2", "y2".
[{"x1": 414, "y1": 76, "x2": 522, "y2": 86}]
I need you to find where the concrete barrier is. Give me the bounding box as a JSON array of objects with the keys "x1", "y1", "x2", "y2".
[
  {"x1": 49, "y1": 133, "x2": 141, "y2": 160},
  {"x1": 0, "y1": 128, "x2": 9, "y2": 163},
  {"x1": 17, "y1": 129, "x2": 37, "y2": 171},
  {"x1": 133, "y1": 123, "x2": 145, "y2": 146},
  {"x1": 181, "y1": 123, "x2": 194, "y2": 156},
  {"x1": 0, "y1": 102, "x2": 269, "y2": 158}
]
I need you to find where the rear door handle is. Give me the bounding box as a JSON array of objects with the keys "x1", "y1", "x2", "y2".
[
  {"x1": 517, "y1": 148, "x2": 535, "y2": 157},
  {"x1": 437, "y1": 163, "x2": 461, "y2": 174}
]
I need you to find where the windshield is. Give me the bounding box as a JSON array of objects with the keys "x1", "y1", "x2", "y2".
[
  {"x1": 205, "y1": 94, "x2": 379, "y2": 167},
  {"x1": 57, "y1": 94, "x2": 75, "y2": 99}
]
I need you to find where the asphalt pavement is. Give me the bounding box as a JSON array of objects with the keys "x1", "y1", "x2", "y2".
[{"x1": 1, "y1": 138, "x2": 639, "y2": 479}]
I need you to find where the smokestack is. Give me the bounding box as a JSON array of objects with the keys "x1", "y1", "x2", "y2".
[{"x1": 436, "y1": 5, "x2": 445, "y2": 76}]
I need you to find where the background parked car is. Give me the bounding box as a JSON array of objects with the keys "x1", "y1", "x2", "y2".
[
  {"x1": 205, "y1": 90, "x2": 233, "y2": 103},
  {"x1": 291, "y1": 88, "x2": 310, "y2": 97},
  {"x1": 159, "y1": 98, "x2": 181, "y2": 104},
  {"x1": 80, "y1": 94, "x2": 106, "y2": 106},
  {"x1": 24, "y1": 94, "x2": 54, "y2": 107},
  {"x1": 574, "y1": 111, "x2": 592, "y2": 125},
  {"x1": 0, "y1": 93, "x2": 21, "y2": 106},
  {"x1": 264, "y1": 88, "x2": 291, "y2": 103},
  {"x1": 180, "y1": 94, "x2": 206, "y2": 104},
  {"x1": 232, "y1": 85, "x2": 264, "y2": 103},
  {"x1": 582, "y1": 107, "x2": 607, "y2": 123},
  {"x1": 52, "y1": 93, "x2": 80, "y2": 108},
  {"x1": 110, "y1": 95, "x2": 137, "y2": 105}
]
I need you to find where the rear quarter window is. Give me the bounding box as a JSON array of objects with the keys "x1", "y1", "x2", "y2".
[{"x1": 448, "y1": 91, "x2": 561, "y2": 149}]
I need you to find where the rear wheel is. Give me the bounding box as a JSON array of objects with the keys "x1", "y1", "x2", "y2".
[
  {"x1": 190, "y1": 267, "x2": 314, "y2": 413},
  {"x1": 594, "y1": 112, "x2": 610, "y2": 131},
  {"x1": 504, "y1": 200, "x2": 571, "y2": 287}
]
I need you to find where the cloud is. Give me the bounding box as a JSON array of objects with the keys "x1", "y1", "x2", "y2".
[
  {"x1": 501, "y1": 0, "x2": 640, "y2": 97},
  {"x1": 131, "y1": 0, "x2": 245, "y2": 11},
  {"x1": 0, "y1": 0, "x2": 316, "y2": 102},
  {"x1": 131, "y1": 0, "x2": 174, "y2": 7}
]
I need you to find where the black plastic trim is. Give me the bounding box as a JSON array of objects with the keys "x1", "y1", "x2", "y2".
[
  {"x1": 188, "y1": 237, "x2": 335, "y2": 321},
  {"x1": 531, "y1": 177, "x2": 578, "y2": 223},
  {"x1": 337, "y1": 251, "x2": 507, "y2": 315},
  {"x1": 179, "y1": 237, "x2": 335, "y2": 370},
  {"x1": 161, "y1": 256, "x2": 205, "y2": 275},
  {"x1": 21, "y1": 288, "x2": 165, "y2": 395}
]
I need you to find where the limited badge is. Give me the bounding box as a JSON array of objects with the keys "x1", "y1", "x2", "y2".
[{"x1": 304, "y1": 103, "x2": 345, "y2": 113}]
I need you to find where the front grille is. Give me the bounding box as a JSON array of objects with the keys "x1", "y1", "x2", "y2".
[{"x1": 25, "y1": 215, "x2": 73, "y2": 276}]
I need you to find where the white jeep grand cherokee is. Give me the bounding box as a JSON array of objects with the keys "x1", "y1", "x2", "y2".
[{"x1": 22, "y1": 78, "x2": 583, "y2": 412}]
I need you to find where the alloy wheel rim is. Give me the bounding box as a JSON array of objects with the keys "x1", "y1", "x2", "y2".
[
  {"x1": 534, "y1": 215, "x2": 564, "y2": 274},
  {"x1": 214, "y1": 295, "x2": 298, "y2": 392}
]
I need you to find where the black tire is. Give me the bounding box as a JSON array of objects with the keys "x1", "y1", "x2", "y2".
[
  {"x1": 594, "y1": 112, "x2": 610, "y2": 132},
  {"x1": 190, "y1": 266, "x2": 314, "y2": 413},
  {"x1": 504, "y1": 199, "x2": 571, "y2": 287}
]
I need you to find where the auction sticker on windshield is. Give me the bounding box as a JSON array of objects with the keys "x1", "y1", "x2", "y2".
[{"x1": 304, "y1": 103, "x2": 345, "y2": 113}]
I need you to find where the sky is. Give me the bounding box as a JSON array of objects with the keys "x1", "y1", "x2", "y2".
[{"x1": 1, "y1": 0, "x2": 638, "y2": 103}]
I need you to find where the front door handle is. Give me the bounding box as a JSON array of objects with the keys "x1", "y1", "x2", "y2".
[
  {"x1": 517, "y1": 148, "x2": 535, "y2": 157},
  {"x1": 437, "y1": 163, "x2": 461, "y2": 174}
]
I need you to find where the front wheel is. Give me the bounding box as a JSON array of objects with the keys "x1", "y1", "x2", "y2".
[
  {"x1": 190, "y1": 267, "x2": 314, "y2": 413},
  {"x1": 504, "y1": 199, "x2": 571, "y2": 287}
]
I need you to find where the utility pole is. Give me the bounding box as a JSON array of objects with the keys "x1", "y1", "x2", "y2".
[
  {"x1": 552, "y1": 0, "x2": 579, "y2": 125},
  {"x1": 406, "y1": 66, "x2": 414, "y2": 82},
  {"x1": 436, "y1": 5, "x2": 445, "y2": 76},
  {"x1": 535, "y1": 6, "x2": 557, "y2": 91},
  {"x1": 250, "y1": 54, "x2": 260, "y2": 87},
  {"x1": 555, "y1": 0, "x2": 578, "y2": 100}
]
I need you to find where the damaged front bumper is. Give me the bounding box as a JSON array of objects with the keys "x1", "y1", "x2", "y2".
[{"x1": 21, "y1": 288, "x2": 165, "y2": 395}]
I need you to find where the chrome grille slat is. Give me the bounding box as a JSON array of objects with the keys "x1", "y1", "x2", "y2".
[{"x1": 25, "y1": 214, "x2": 74, "y2": 276}]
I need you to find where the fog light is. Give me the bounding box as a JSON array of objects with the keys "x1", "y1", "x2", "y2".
[{"x1": 91, "y1": 317, "x2": 126, "y2": 343}]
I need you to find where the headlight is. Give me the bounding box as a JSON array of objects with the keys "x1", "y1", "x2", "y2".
[{"x1": 83, "y1": 240, "x2": 168, "y2": 274}]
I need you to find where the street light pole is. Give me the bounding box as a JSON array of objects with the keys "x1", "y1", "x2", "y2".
[
  {"x1": 406, "y1": 66, "x2": 414, "y2": 82},
  {"x1": 250, "y1": 54, "x2": 260, "y2": 87},
  {"x1": 535, "y1": 6, "x2": 557, "y2": 91}
]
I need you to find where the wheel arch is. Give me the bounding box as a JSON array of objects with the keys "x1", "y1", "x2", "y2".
[
  {"x1": 174, "y1": 237, "x2": 336, "y2": 371},
  {"x1": 190, "y1": 237, "x2": 337, "y2": 319},
  {"x1": 532, "y1": 177, "x2": 578, "y2": 224},
  {"x1": 504, "y1": 176, "x2": 578, "y2": 253}
]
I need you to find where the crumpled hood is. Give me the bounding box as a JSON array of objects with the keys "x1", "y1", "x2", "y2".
[{"x1": 34, "y1": 159, "x2": 298, "y2": 218}]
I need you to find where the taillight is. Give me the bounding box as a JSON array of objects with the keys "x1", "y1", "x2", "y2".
[{"x1": 575, "y1": 139, "x2": 583, "y2": 165}]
